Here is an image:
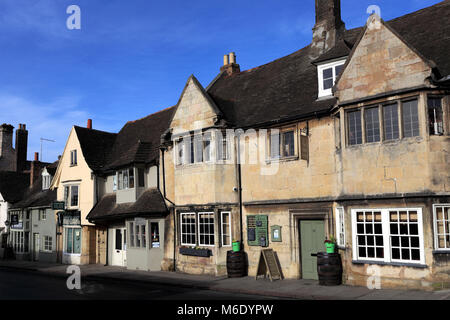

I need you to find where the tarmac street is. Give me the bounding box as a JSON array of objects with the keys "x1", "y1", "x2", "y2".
[{"x1": 0, "y1": 260, "x2": 449, "y2": 300}]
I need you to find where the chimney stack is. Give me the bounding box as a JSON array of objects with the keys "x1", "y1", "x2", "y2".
[
  {"x1": 87, "y1": 119, "x2": 92, "y2": 130},
  {"x1": 311, "y1": 0, "x2": 345, "y2": 56},
  {"x1": 0, "y1": 124, "x2": 14, "y2": 160},
  {"x1": 220, "y1": 52, "x2": 240, "y2": 76},
  {"x1": 15, "y1": 123, "x2": 28, "y2": 172},
  {"x1": 30, "y1": 152, "x2": 42, "y2": 187}
]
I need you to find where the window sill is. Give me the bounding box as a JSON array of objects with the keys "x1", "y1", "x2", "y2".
[
  {"x1": 352, "y1": 260, "x2": 427, "y2": 268},
  {"x1": 433, "y1": 250, "x2": 450, "y2": 254},
  {"x1": 265, "y1": 156, "x2": 299, "y2": 164},
  {"x1": 69, "y1": 164, "x2": 78, "y2": 167}
]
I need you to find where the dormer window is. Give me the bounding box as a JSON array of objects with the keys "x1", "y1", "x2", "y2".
[
  {"x1": 42, "y1": 172, "x2": 51, "y2": 190},
  {"x1": 117, "y1": 168, "x2": 135, "y2": 190},
  {"x1": 317, "y1": 59, "x2": 346, "y2": 98}
]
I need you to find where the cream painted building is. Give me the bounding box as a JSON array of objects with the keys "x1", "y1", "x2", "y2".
[{"x1": 51, "y1": 123, "x2": 116, "y2": 265}]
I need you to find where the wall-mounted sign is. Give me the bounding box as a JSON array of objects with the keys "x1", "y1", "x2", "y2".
[
  {"x1": 247, "y1": 215, "x2": 268, "y2": 247},
  {"x1": 52, "y1": 201, "x2": 65, "y2": 211},
  {"x1": 271, "y1": 225, "x2": 282, "y2": 242},
  {"x1": 62, "y1": 211, "x2": 81, "y2": 226},
  {"x1": 135, "y1": 217, "x2": 146, "y2": 226}
]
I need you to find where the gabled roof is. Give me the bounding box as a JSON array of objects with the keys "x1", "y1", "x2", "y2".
[
  {"x1": 87, "y1": 188, "x2": 168, "y2": 221},
  {"x1": 74, "y1": 126, "x2": 117, "y2": 171},
  {"x1": 0, "y1": 171, "x2": 30, "y2": 203},
  {"x1": 103, "y1": 106, "x2": 175, "y2": 171},
  {"x1": 206, "y1": 1, "x2": 450, "y2": 128}
]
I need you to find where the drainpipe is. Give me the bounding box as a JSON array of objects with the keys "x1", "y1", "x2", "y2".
[
  {"x1": 104, "y1": 225, "x2": 109, "y2": 266},
  {"x1": 235, "y1": 132, "x2": 244, "y2": 249}
]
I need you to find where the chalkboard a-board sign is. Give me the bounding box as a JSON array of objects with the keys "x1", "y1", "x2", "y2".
[{"x1": 255, "y1": 249, "x2": 283, "y2": 282}]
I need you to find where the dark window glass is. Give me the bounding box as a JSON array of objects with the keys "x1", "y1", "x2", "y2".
[
  {"x1": 428, "y1": 97, "x2": 444, "y2": 135},
  {"x1": 129, "y1": 168, "x2": 135, "y2": 189},
  {"x1": 138, "y1": 168, "x2": 145, "y2": 187},
  {"x1": 383, "y1": 103, "x2": 399, "y2": 140},
  {"x1": 71, "y1": 186, "x2": 78, "y2": 207},
  {"x1": 115, "y1": 229, "x2": 122, "y2": 250},
  {"x1": 348, "y1": 110, "x2": 362, "y2": 145},
  {"x1": 323, "y1": 68, "x2": 333, "y2": 90},
  {"x1": 402, "y1": 100, "x2": 420, "y2": 137},
  {"x1": 335, "y1": 64, "x2": 344, "y2": 78},
  {"x1": 365, "y1": 107, "x2": 380, "y2": 143},
  {"x1": 282, "y1": 131, "x2": 295, "y2": 157}
]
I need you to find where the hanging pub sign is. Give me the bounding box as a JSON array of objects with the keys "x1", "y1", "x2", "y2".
[{"x1": 52, "y1": 201, "x2": 66, "y2": 211}]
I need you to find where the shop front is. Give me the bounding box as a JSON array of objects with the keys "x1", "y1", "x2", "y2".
[{"x1": 59, "y1": 210, "x2": 82, "y2": 265}]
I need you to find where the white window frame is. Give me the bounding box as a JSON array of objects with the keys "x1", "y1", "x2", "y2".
[
  {"x1": 63, "y1": 226, "x2": 82, "y2": 255},
  {"x1": 43, "y1": 235, "x2": 52, "y2": 252},
  {"x1": 335, "y1": 207, "x2": 345, "y2": 248},
  {"x1": 39, "y1": 209, "x2": 46, "y2": 221},
  {"x1": 351, "y1": 208, "x2": 425, "y2": 265},
  {"x1": 42, "y1": 173, "x2": 51, "y2": 190},
  {"x1": 63, "y1": 184, "x2": 80, "y2": 209},
  {"x1": 433, "y1": 204, "x2": 450, "y2": 251},
  {"x1": 317, "y1": 59, "x2": 346, "y2": 98},
  {"x1": 180, "y1": 212, "x2": 197, "y2": 246},
  {"x1": 198, "y1": 212, "x2": 215, "y2": 247},
  {"x1": 221, "y1": 211, "x2": 232, "y2": 247}
]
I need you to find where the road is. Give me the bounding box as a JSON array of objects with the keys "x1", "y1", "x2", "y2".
[{"x1": 0, "y1": 268, "x2": 282, "y2": 300}]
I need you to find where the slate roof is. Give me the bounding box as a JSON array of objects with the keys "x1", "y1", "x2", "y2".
[
  {"x1": 103, "y1": 106, "x2": 175, "y2": 171},
  {"x1": 87, "y1": 188, "x2": 168, "y2": 221},
  {"x1": 0, "y1": 171, "x2": 30, "y2": 203},
  {"x1": 74, "y1": 126, "x2": 117, "y2": 172},
  {"x1": 207, "y1": 1, "x2": 450, "y2": 128},
  {"x1": 10, "y1": 175, "x2": 56, "y2": 209},
  {"x1": 10, "y1": 162, "x2": 59, "y2": 209}
]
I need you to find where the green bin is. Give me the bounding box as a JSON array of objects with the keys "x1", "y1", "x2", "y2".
[{"x1": 232, "y1": 241, "x2": 240, "y2": 252}]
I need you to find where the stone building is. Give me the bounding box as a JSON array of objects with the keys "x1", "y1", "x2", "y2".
[{"x1": 155, "y1": 0, "x2": 450, "y2": 290}]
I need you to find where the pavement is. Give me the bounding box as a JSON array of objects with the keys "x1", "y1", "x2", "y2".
[{"x1": 0, "y1": 259, "x2": 449, "y2": 300}]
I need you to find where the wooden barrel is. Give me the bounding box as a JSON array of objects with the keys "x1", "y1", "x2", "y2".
[
  {"x1": 316, "y1": 252, "x2": 342, "y2": 286},
  {"x1": 226, "y1": 250, "x2": 246, "y2": 278}
]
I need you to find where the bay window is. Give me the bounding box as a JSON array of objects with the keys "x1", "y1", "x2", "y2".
[
  {"x1": 352, "y1": 208, "x2": 424, "y2": 265},
  {"x1": 65, "y1": 227, "x2": 81, "y2": 254}
]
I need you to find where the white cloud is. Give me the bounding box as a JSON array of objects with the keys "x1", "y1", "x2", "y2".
[{"x1": 0, "y1": 93, "x2": 113, "y2": 163}]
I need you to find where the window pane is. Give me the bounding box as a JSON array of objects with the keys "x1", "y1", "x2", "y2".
[
  {"x1": 199, "y1": 213, "x2": 215, "y2": 246},
  {"x1": 73, "y1": 229, "x2": 81, "y2": 254},
  {"x1": 66, "y1": 228, "x2": 73, "y2": 253},
  {"x1": 335, "y1": 64, "x2": 344, "y2": 78},
  {"x1": 270, "y1": 132, "x2": 280, "y2": 158},
  {"x1": 138, "y1": 168, "x2": 145, "y2": 187},
  {"x1": 195, "y1": 136, "x2": 203, "y2": 163},
  {"x1": 364, "y1": 107, "x2": 380, "y2": 143},
  {"x1": 402, "y1": 100, "x2": 419, "y2": 138},
  {"x1": 348, "y1": 110, "x2": 362, "y2": 145},
  {"x1": 383, "y1": 103, "x2": 399, "y2": 140},
  {"x1": 71, "y1": 186, "x2": 78, "y2": 207},
  {"x1": 282, "y1": 131, "x2": 295, "y2": 157},
  {"x1": 323, "y1": 68, "x2": 333, "y2": 90},
  {"x1": 129, "y1": 169, "x2": 135, "y2": 188},
  {"x1": 428, "y1": 97, "x2": 444, "y2": 135}
]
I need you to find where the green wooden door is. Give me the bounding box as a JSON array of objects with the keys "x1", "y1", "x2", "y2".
[{"x1": 300, "y1": 220, "x2": 325, "y2": 280}]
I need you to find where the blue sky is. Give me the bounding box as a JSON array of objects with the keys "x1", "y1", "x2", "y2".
[{"x1": 0, "y1": 0, "x2": 442, "y2": 162}]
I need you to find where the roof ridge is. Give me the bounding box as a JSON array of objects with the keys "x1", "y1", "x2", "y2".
[{"x1": 124, "y1": 105, "x2": 176, "y2": 126}]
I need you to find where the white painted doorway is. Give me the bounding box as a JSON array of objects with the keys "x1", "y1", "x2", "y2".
[{"x1": 111, "y1": 228, "x2": 126, "y2": 267}]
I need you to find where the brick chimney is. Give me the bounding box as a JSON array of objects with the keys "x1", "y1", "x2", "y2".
[
  {"x1": 87, "y1": 119, "x2": 92, "y2": 129},
  {"x1": 220, "y1": 52, "x2": 240, "y2": 76},
  {"x1": 311, "y1": 0, "x2": 346, "y2": 56},
  {"x1": 15, "y1": 123, "x2": 28, "y2": 172},
  {"x1": 0, "y1": 123, "x2": 14, "y2": 159},
  {"x1": 30, "y1": 152, "x2": 43, "y2": 187}
]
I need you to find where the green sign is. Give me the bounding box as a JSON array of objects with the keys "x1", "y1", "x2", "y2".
[
  {"x1": 247, "y1": 215, "x2": 268, "y2": 247},
  {"x1": 52, "y1": 201, "x2": 65, "y2": 210}
]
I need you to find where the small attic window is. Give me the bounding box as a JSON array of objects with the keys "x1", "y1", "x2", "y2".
[
  {"x1": 317, "y1": 59, "x2": 346, "y2": 98},
  {"x1": 42, "y1": 173, "x2": 51, "y2": 190}
]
